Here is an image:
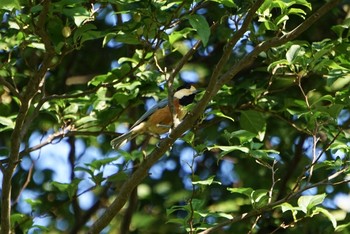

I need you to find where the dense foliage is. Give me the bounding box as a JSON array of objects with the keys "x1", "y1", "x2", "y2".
[{"x1": 1, "y1": 0, "x2": 350, "y2": 233}]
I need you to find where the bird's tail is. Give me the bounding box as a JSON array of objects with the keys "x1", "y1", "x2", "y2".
[{"x1": 110, "y1": 130, "x2": 138, "y2": 149}]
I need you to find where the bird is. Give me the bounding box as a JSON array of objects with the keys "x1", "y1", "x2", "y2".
[{"x1": 111, "y1": 84, "x2": 198, "y2": 149}]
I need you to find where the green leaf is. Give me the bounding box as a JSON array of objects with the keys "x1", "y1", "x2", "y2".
[
  {"x1": 297, "y1": 194, "x2": 326, "y2": 214},
  {"x1": 208, "y1": 145, "x2": 250, "y2": 158},
  {"x1": 11, "y1": 213, "x2": 27, "y2": 224},
  {"x1": 316, "y1": 104, "x2": 344, "y2": 119},
  {"x1": 111, "y1": 64, "x2": 132, "y2": 79},
  {"x1": 166, "y1": 217, "x2": 185, "y2": 225},
  {"x1": 263, "y1": 20, "x2": 277, "y2": 31},
  {"x1": 0, "y1": 116, "x2": 15, "y2": 130},
  {"x1": 240, "y1": 110, "x2": 266, "y2": 140},
  {"x1": 327, "y1": 73, "x2": 350, "y2": 91},
  {"x1": 102, "y1": 32, "x2": 116, "y2": 47},
  {"x1": 112, "y1": 92, "x2": 134, "y2": 105},
  {"x1": 73, "y1": 23, "x2": 97, "y2": 42},
  {"x1": 50, "y1": 182, "x2": 68, "y2": 193},
  {"x1": 228, "y1": 187, "x2": 268, "y2": 208},
  {"x1": 75, "y1": 166, "x2": 94, "y2": 177},
  {"x1": 51, "y1": 179, "x2": 81, "y2": 199},
  {"x1": 75, "y1": 115, "x2": 96, "y2": 127},
  {"x1": 250, "y1": 149, "x2": 276, "y2": 160},
  {"x1": 188, "y1": 15, "x2": 210, "y2": 46},
  {"x1": 251, "y1": 189, "x2": 269, "y2": 209},
  {"x1": 336, "y1": 222, "x2": 350, "y2": 232},
  {"x1": 209, "y1": 109, "x2": 235, "y2": 122},
  {"x1": 286, "y1": 44, "x2": 302, "y2": 63},
  {"x1": 332, "y1": 18, "x2": 350, "y2": 38},
  {"x1": 106, "y1": 171, "x2": 129, "y2": 183},
  {"x1": 277, "y1": 202, "x2": 300, "y2": 221},
  {"x1": 89, "y1": 74, "x2": 110, "y2": 86},
  {"x1": 276, "y1": 14, "x2": 289, "y2": 26},
  {"x1": 312, "y1": 207, "x2": 337, "y2": 229},
  {"x1": 192, "y1": 176, "x2": 221, "y2": 186},
  {"x1": 224, "y1": 130, "x2": 256, "y2": 144},
  {"x1": 114, "y1": 32, "x2": 140, "y2": 45},
  {"x1": 63, "y1": 103, "x2": 79, "y2": 115},
  {"x1": 11, "y1": 213, "x2": 33, "y2": 232},
  {"x1": 0, "y1": 0, "x2": 21, "y2": 10},
  {"x1": 287, "y1": 7, "x2": 308, "y2": 18},
  {"x1": 91, "y1": 172, "x2": 104, "y2": 185},
  {"x1": 114, "y1": 81, "x2": 141, "y2": 91},
  {"x1": 88, "y1": 156, "x2": 121, "y2": 170},
  {"x1": 73, "y1": 24, "x2": 105, "y2": 45},
  {"x1": 62, "y1": 7, "x2": 90, "y2": 26},
  {"x1": 25, "y1": 198, "x2": 42, "y2": 207},
  {"x1": 227, "y1": 187, "x2": 253, "y2": 197},
  {"x1": 169, "y1": 28, "x2": 194, "y2": 45}
]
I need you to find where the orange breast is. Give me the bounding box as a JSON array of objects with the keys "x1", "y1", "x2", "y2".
[{"x1": 145, "y1": 99, "x2": 186, "y2": 134}]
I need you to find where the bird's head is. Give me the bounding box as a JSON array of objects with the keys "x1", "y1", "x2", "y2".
[{"x1": 174, "y1": 84, "x2": 198, "y2": 106}]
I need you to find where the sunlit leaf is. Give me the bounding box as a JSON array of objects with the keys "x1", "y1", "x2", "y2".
[
  {"x1": 0, "y1": 116, "x2": 15, "y2": 130},
  {"x1": 251, "y1": 189, "x2": 269, "y2": 209},
  {"x1": 0, "y1": 0, "x2": 21, "y2": 10},
  {"x1": 208, "y1": 145, "x2": 250, "y2": 158},
  {"x1": 169, "y1": 28, "x2": 194, "y2": 45},
  {"x1": 88, "y1": 156, "x2": 121, "y2": 170},
  {"x1": 209, "y1": 109, "x2": 235, "y2": 122},
  {"x1": 298, "y1": 194, "x2": 326, "y2": 214},
  {"x1": 192, "y1": 176, "x2": 221, "y2": 186},
  {"x1": 286, "y1": 44, "x2": 302, "y2": 63},
  {"x1": 224, "y1": 130, "x2": 256, "y2": 144},
  {"x1": 277, "y1": 202, "x2": 300, "y2": 221},
  {"x1": 312, "y1": 207, "x2": 337, "y2": 229},
  {"x1": 227, "y1": 187, "x2": 253, "y2": 197}
]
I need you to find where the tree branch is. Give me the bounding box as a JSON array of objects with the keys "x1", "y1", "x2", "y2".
[
  {"x1": 209, "y1": 0, "x2": 264, "y2": 87},
  {"x1": 219, "y1": 0, "x2": 341, "y2": 87},
  {"x1": 1, "y1": 1, "x2": 57, "y2": 231},
  {"x1": 88, "y1": 2, "x2": 265, "y2": 233},
  {"x1": 277, "y1": 134, "x2": 307, "y2": 200},
  {"x1": 199, "y1": 167, "x2": 348, "y2": 234},
  {"x1": 119, "y1": 187, "x2": 138, "y2": 234},
  {"x1": 0, "y1": 77, "x2": 20, "y2": 99},
  {"x1": 88, "y1": 0, "x2": 340, "y2": 232}
]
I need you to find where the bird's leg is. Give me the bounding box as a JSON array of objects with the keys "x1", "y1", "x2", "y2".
[{"x1": 156, "y1": 124, "x2": 172, "y2": 129}]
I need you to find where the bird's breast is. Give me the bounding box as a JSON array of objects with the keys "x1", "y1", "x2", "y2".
[{"x1": 145, "y1": 99, "x2": 186, "y2": 134}]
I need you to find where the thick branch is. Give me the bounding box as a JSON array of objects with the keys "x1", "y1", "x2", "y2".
[
  {"x1": 88, "y1": 2, "x2": 265, "y2": 233},
  {"x1": 1, "y1": 1, "x2": 55, "y2": 232},
  {"x1": 89, "y1": 0, "x2": 340, "y2": 232}
]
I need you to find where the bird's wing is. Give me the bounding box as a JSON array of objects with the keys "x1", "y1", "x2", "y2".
[{"x1": 131, "y1": 98, "x2": 169, "y2": 128}]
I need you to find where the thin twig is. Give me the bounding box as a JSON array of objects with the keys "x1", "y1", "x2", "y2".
[
  {"x1": 308, "y1": 129, "x2": 320, "y2": 183},
  {"x1": 248, "y1": 215, "x2": 262, "y2": 234},
  {"x1": 89, "y1": 0, "x2": 340, "y2": 232},
  {"x1": 1, "y1": 0, "x2": 55, "y2": 232},
  {"x1": 307, "y1": 128, "x2": 343, "y2": 170},
  {"x1": 12, "y1": 163, "x2": 34, "y2": 206},
  {"x1": 269, "y1": 160, "x2": 280, "y2": 204},
  {"x1": 199, "y1": 167, "x2": 347, "y2": 234},
  {"x1": 0, "y1": 77, "x2": 20, "y2": 99}
]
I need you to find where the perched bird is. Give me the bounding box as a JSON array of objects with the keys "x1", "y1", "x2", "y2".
[{"x1": 111, "y1": 85, "x2": 198, "y2": 149}]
